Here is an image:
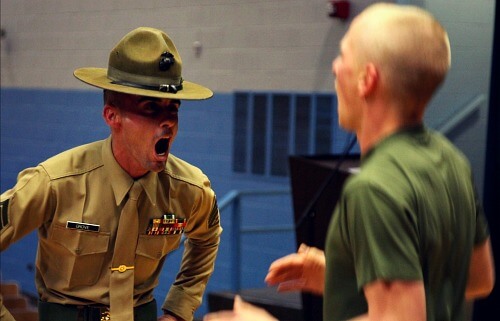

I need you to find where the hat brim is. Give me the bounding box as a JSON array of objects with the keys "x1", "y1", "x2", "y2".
[{"x1": 74, "y1": 68, "x2": 213, "y2": 100}]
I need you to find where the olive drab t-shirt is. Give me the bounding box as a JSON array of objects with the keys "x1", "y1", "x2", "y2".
[
  {"x1": 324, "y1": 126, "x2": 490, "y2": 321},
  {"x1": 0, "y1": 136, "x2": 222, "y2": 321}
]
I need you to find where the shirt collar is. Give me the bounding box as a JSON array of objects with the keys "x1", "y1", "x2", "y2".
[
  {"x1": 362, "y1": 124, "x2": 427, "y2": 163},
  {"x1": 102, "y1": 136, "x2": 158, "y2": 206}
]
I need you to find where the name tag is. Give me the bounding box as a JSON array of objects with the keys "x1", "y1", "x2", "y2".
[{"x1": 66, "y1": 221, "x2": 100, "y2": 232}]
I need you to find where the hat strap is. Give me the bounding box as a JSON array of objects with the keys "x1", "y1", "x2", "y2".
[
  {"x1": 110, "y1": 79, "x2": 183, "y2": 93},
  {"x1": 108, "y1": 66, "x2": 183, "y2": 93}
]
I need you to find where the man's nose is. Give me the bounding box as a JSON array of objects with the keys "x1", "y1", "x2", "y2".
[{"x1": 159, "y1": 111, "x2": 178, "y2": 128}]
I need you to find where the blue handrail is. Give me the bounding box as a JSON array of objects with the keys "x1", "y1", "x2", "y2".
[
  {"x1": 434, "y1": 94, "x2": 485, "y2": 135},
  {"x1": 218, "y1": 188, "x2": 291, "y2": 291}
]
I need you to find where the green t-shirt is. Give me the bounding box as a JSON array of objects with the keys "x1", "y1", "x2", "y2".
[{"x1": 324, "y1": 126, "x2": 489, "y2": 321}]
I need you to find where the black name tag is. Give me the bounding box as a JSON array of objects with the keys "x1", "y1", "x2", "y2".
[{"x1": 66, "y1": 221, "x2": 100, "y2": 232}]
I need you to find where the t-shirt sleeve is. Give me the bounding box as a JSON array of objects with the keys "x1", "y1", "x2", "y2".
[{"x1": 344, "y1": 179, "x2": 423, "y2": 290}]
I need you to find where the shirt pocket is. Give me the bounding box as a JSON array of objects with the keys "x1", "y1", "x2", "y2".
[
  {"x1": 46, "y1": 224, "x2": 110, "y2": 288},
  {"x1": 134, "y1": 234, "x2": 181, "y2": 284}
]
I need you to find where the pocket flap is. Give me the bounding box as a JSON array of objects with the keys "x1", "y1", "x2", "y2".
[{"x1": 50, "y1": 224, "x2": 109, "y2": 255}]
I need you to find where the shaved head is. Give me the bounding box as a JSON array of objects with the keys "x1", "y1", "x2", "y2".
[{"x1": 348, "y1": 3, "x2": 451, "y2": 105}]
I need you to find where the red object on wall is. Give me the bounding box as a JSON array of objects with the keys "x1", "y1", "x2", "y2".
[{"x1": 328, "y1": 1, "x2": 350, "y2": 20}]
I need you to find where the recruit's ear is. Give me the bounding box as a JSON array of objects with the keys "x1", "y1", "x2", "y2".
[{"x1": 358, "y1": 62, "x2": 378, "y2": 97}]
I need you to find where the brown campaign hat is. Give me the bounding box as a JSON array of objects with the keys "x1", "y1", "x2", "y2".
[{"x1": 74, "y1": 27, "x2": 213, "y2": 100}]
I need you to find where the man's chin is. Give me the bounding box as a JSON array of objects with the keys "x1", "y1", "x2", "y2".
[{"x1": 148, "y1": 161, "x2": 167, "y2": 173}]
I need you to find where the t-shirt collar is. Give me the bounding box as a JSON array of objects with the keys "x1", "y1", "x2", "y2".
[{"x1": 361, "y1": 124, "x2": 426, "y2": 163}]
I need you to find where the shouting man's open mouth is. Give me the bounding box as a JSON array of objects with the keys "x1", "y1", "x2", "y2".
[{"x1": 155, "y1": 138, "x2": 170, "y2": 156}]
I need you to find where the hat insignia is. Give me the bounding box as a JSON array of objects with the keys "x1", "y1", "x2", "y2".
[{"x1": 159, "y1": 51, "x2": 175, "y2": 71}]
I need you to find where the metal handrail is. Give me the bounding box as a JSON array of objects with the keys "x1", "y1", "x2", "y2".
[
  {"x1": 435, "y1": 94, "x2": 486, "y2": 135},
  {"x1": 218, "y1": 188, "x2": 291, "y2": 291},
  {"x1": 218, "y1": 188, "x2": 291, "y2": 210}
]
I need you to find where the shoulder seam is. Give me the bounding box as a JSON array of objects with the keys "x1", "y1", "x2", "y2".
[
  {"x1": 41, "y1": 163, "x2": 104, "y2": 180},
  {"x1": 162, "y1": 170, "x2": 205, "y2": 189}
]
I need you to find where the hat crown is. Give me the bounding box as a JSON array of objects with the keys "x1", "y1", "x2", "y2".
[
  {"x1": 107, "y1": 27, "x2": 183, "y2": 88},
  {"x1": 73, "y1": 27, "x2": 213, "y2": 100}
]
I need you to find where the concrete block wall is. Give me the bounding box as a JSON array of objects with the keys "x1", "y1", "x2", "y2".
[{"x1": 0, "y1": 0, "x2": 375, "y2": 92}]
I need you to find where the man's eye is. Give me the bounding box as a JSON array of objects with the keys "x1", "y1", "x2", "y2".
[
  {"x1": 167, "y1": 105, "x2": 179, "y2": 114},
  {"x1": 143, "y1": 103, "x2": 161, "y2": 115},
  {"x1": 139, "y1": 102, "x2": 179, "y2": 117}
]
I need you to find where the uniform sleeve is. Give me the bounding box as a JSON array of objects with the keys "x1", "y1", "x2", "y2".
[
  {"x1": 161, "y1": 181, "x2": 222, "y2": 321},
  {"x1": 1, "y1": 166, "x2": 53, "y2": 251},
  {"x1": 344, "y1": 179, "x2": 422, "y2": 290},
  {"x1": 0, "y1": 294, "x2": 16, "y2": 321}
]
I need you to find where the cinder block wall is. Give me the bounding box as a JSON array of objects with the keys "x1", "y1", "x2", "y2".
[{"x1": 0, "y1": 0, "x2": 373, "y2": 92}]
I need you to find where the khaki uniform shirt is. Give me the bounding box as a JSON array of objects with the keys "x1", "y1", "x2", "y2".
[{"x1": 0, "y1": 137, "x2": 222, "y2": 321}]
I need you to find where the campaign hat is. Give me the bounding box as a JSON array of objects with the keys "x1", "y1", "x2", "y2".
[{"x1": 74, "y1": 27, "x2": 213, "y2": 100}]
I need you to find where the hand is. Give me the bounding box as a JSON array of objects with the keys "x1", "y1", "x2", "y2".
[
  {"x1": 203, "y1": 295, "x2": 278, "y2": 321},
  {"x1": 265, "y1": 243, "x2": 325, "y2": 295}
]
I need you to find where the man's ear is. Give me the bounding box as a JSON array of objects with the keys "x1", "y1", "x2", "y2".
[
  {"x1": 358, "y1": 63, "x2": 378, "y2": 97},
  {"x1": 103, "y1": 104, "x2": 120, "y2": 128}
]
